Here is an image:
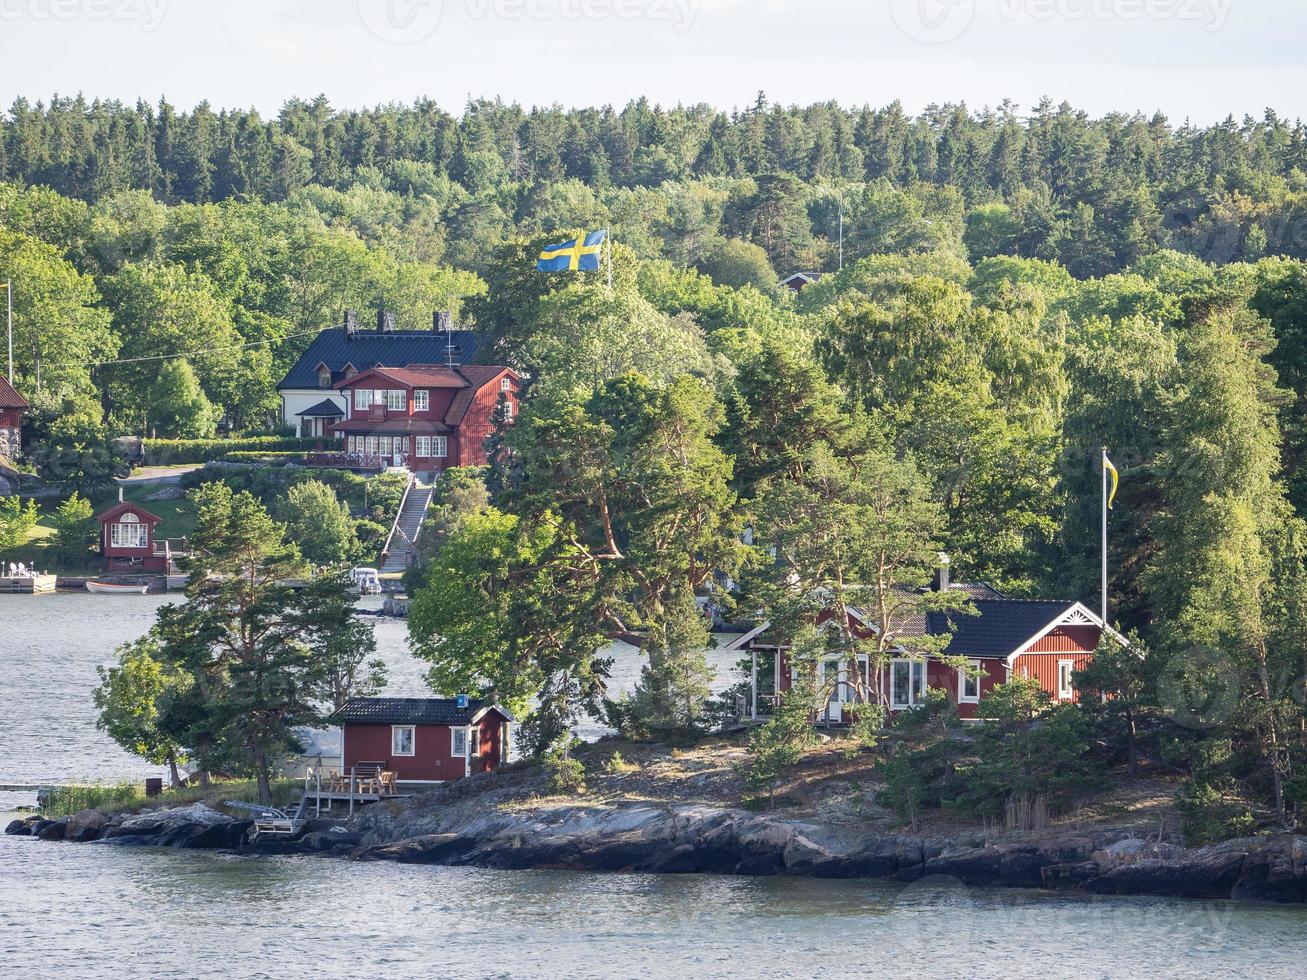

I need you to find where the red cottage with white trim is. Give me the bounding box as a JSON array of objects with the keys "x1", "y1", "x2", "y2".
[
  {"x1": 333, "y1": 697, "x2": 514, "y2": 787},
  {"x1": 329, "y1": 364, "x2": 519, "y2": 472},
  {"x1": 94, "y1": 501, "x2": 172, "y2": 573},
  {"x1": 727, "y1": 571, "x2": 1111, "y2": 724}
]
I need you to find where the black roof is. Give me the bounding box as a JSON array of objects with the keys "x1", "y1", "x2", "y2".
[
  {"x1": 921, "y1": 599, "x2": 1081, "y2": 658},
  {"x1": 332, "y1": 697, "x2": 511, "y2": 726},
  {"x1": 295, "y1": 398, "x2": 345, "y2": 417},
  {"x1": 279, "y1": 327, "x2": 482, "y2": 390}
]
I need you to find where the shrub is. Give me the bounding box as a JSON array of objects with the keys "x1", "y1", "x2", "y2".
[
  {"x1": 543, "y1": 735, "x2": 586, "y2": 794},
  {"x1": 1175, "y1": 780, "x2": 1257, "y2": 845},
  {"x1": 143, "y1": 437, "x2": 320, "y2": 465},
  {"x1": 219, "y1": 451, "x2": 309, "y2": 464}
]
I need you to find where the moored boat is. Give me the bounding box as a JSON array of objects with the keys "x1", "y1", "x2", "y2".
[{"x1": 85, "y1": 581, "x2": 150, "y2": 595}]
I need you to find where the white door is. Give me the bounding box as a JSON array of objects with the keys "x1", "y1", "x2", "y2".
[{"x1": 824, "y1": 659, "x2": 845, "y2": 721}]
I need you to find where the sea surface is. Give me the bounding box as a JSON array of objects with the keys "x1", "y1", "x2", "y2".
[{"x1": 2, "y1": 593, "x2": 1306, "y2": 979}]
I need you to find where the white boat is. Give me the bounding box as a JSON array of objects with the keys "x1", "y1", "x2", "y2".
[
  {"x1": 85, "y1": 581, "x2": 150, "y2": 595},
  {"x1": 350, "y1": 568, "x2": 382, "y2": 595}
]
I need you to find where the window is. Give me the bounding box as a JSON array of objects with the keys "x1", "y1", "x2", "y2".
[
  {"x1": 416, "y1": 436, "x2": 431, "y2": 457},
  {"x1": 503, "y1": 399, "x2": 514, "y2": 418},
  {"x1": 451, "y1": 727, "x2": 468, "y2": 757},
  {"x1": 1058, "y1": 661, "x2": 1075, "y2": 701},
  {"x1": 317, "y1": 367, "x2": 332, "y2": 389},
  {"x1": 354, "y1": 388, "x2": 372, "y2": 411},
  {"x1": 959, "y1": 660, "x2": 982, "y2": 704},
  {"x1": 391, "y1": 726, "x2": 415, "y2": 756},
  {"x1": 469, "y1": 727, "x2": 481, "y2": 758},
  {"x1": 366, "y1": 436, "x2": 378, "y2": 456},
  {"x1": 413, "y1": 389, "x2": 429, "y2": 412},
  {"x1": 432, "y1": 435, "x2": 448, "y2": 458},
  {"x1": 110, "y1": 514, "x2": 149, "y2": 549},
  {"x1": 379, "y1": 436, "x2": 391, "y2": 457},
  {"x1": 386, "y1": 389, "x2": 406, "y2": 411},
  {"x1": 890, "y1": 659, "x2": 927, "y2": 709},
  {"x1": 500, "y1": 377, "x2": 512, "y2": 391}
]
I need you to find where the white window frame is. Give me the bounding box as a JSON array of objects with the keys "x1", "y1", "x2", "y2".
[
  {"x1": 890, "y1": 659, "x2": 927, "y2": 710},
  {"x1": 386, "y1": 389, "x2": 406, "y2": 411},
  {"x1": 354, "y1": 388, "x2": 371, "y2": 411},
  {"x1": 1058, "y1": 660, "x2": 1075, "y2": 701},
  {"x1": 413, "y1": 389, "x2": 429, "y2": 412},
  {"x1": 379, "y1": 436, "x2": 391, "y2": 457},
  {"x1": 318, "y1": 368, "x2": 332, "y2": 389},
  {"x1": 391, "y1": 725, "x2": 416, "y2": 757},
  {"x1": 469, "y1": 727, "x2": 481, "y2": 758},
  {"x1": 500, "y1": 377, "x2": 512, "y2": 391},
  {"x1": 432, "y1": 435, "x2": 448, "y2": 458},
  {"x1": 416, "y1": 436, "x2": 431, "y2": 457},
  {"x1": 451, "y1": 727, "x2": 468, "y2": 757},
  {"x1": 959, "y1": 659, "x2": 982, "y2": 704},
  {"x1": 366, "y1": 436, "x2": 377, "y2": 456},
  {"x1": 110, "y1": 514, "x2": 148, "y2": 549}
]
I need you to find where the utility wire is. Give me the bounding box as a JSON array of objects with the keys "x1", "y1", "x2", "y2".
[{"x1": 43, "y1": 328, "x2": 324, "y2": 369}]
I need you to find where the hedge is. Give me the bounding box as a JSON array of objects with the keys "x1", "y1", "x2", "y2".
[
  {"x1": 219, "y1": 452, "x2": 311, "y2": 464},
  {"x1": 143, "y1": 437, "x2": 322, "y2": 465}
]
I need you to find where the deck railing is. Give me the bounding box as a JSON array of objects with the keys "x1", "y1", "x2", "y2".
[{"x1": 305, "y1": 452, "x2": 384, "y2": 470}]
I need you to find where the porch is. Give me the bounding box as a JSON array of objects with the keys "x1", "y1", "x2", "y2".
[{"x1": 305, "y1": 451, "x2": 386, "y2": 472}]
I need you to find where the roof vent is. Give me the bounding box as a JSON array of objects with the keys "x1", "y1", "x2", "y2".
[
  {"x1": 935, "y1": 552, "x2": 951, "y2": 592},
  {"x1": 344, "y1": 310, "x2": 357, "y2": 338}
]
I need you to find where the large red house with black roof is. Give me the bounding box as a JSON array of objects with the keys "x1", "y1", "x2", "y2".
[
  {"x1": 329, "y1": 363, "x2": 519, "y2": 471},
  {"x1": 726, "y1": 557, "x2": 1118, "y2": 723}
]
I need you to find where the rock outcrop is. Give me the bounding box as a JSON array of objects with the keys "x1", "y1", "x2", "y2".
[{"x1": 8, "y1": 798, "x2": 1306, "y2": 903}]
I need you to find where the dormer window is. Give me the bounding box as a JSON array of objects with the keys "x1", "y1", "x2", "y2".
[
  {"x1": 317, "y1": 367, "x2": 332, "y2": 389},
  {"x1": 414, "y1": 389, "x2": 429, "y2": 412}
]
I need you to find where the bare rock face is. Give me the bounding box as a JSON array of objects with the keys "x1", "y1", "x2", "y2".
[{"x1": 66, "y1": 809, "x2": 109, "y2": 842}]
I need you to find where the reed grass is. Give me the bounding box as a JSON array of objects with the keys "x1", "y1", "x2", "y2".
[{"x1": 40, "y1": 777, "x2": 301, "y2": 818}]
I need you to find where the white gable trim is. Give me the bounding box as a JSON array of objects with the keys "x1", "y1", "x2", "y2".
[{"x1": 1005, "y1": 602, "x2": 1128, "y2": 667}]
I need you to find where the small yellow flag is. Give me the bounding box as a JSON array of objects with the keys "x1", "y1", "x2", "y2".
[{"x1": 1104, "y1": 454, "x2": 1120, "y2": 510}]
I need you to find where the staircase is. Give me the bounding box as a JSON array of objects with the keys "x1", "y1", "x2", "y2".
[{"x1": 379, "y1": 478, "x2": 435, "y2": 574}]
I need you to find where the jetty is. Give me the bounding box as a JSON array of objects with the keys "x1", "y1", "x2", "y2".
[{"x1": 0, "y1": 574, "x2": 57, "y2": 594}]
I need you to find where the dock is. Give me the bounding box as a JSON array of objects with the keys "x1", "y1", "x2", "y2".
[{"x1": 0, "y1": 574, "x2": 57, "y2": 594}]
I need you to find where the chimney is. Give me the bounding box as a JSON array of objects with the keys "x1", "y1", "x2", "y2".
[
  {"x1": 936, "y1": 552, "x2": 951, "y2": 592},
  {"x1": 118, "y1": 486, "x2": 124, "y2": 504},
  {"x1": 376, "y1": 309, "x2": 395, "y2": 333},
  {"x1": 433, "y1": 310, "x2": 452, "y2": 332},
  {"x1": 344, "y1": 310, "x2": 357, "y2": 339}
]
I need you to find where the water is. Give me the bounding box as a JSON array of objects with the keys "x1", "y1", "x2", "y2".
[{"x1": 2, "y1": 594, "x2": 1305, "y2": 979}]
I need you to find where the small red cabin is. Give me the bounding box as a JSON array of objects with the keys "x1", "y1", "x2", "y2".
[
  {"x1": 334, "y1": 697, "x2": 514, "y2": 786},
  {"x1": 95, "y1": 500, "x2": 170, "y2": 573}
]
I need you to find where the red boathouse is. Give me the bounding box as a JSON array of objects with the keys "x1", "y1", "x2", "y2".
[
  {"x1": 94, "y1": 500, "x2": 169, "y2": 573},
  {"x1": 333, "y1": 697, "x2": 514, "y2": 786}
]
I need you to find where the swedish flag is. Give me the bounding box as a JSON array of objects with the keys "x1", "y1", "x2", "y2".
[{"x1": 537, "y1": 230, "x2": 606, "y2": 272}]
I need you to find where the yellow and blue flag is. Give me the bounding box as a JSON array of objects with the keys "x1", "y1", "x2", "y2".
[
  {"x1": 1104, "y1": 453, "x2": 1119, "y2": 509},
  {"x1": 537, "y1": 230, "x2": 606, "y2": 272}
]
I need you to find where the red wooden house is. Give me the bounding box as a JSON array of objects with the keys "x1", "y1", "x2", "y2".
[
  {"x1": 328, "y1": 364, "x2": 519, "y2": 472},
  {"x1": 333, "y1": 697, "x2": 514, "y2": 786},
  {"x1": 726, "y1": 565, "x2": 1115, "y2": 723},
  {"x1": 0, "y1": 372, "x2": 28, "y2": 459},
  {"x1": 95, "y1": 500, "x2": 170, "y2": 573}
]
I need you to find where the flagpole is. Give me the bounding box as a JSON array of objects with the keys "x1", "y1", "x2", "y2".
[
  {"x1": 1101, "y1": 446, "x2": 1109, "y2": 625},
  {"x1": 5, "y1": 280, "x2": 11, "y2": 382}
]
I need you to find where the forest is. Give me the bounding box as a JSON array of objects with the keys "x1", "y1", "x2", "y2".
[{"x1": 5, "y1": 93, "x2": 1307, "y2": 834}]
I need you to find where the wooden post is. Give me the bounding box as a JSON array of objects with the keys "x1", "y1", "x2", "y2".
[
  {"x1": 349, "y1": 768, "x2": 355, "y2": 818},
  {"x1": 750, "y1": 650, "x2": 758, "y2": 720}
]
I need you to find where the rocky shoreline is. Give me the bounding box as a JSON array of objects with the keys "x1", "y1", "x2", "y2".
[{"x1": 8, "y1": 800, "x2": 1306, "y2": 904}]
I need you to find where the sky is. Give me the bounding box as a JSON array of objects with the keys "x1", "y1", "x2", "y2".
[{"x1": 0, "y1": 0, "x2": 1302, "y2": 124}]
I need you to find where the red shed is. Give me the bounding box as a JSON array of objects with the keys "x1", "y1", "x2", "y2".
[
  {"x1": 334, "y1": 697, "x2": 514, "y2": 787},
  {"x1": 0, "y1": 372, "x2": 28, "y2": 459},
  {"x1": 95, "y1": 500, "x2": 170, "y2": 573}
]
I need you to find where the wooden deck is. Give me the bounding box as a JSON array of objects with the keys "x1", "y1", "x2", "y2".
[{"x1": 0, "y1": 575, "x2": 57, "y2": 594}]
